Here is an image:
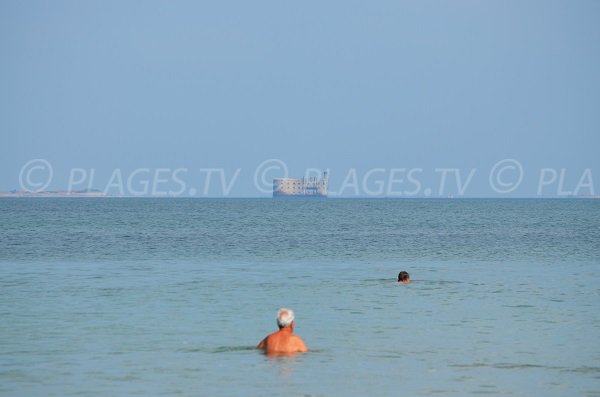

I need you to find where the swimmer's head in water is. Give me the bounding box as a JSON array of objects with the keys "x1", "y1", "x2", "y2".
[
  {"x1": 276, "y1": 308, "x2": 295, "y2": 328},
  {"x1": 398, "y1": 271, "x2": 410, "y2": 282}
]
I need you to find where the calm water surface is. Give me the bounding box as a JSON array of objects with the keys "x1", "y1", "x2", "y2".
[{"x1": 1, "y1": 198, "x2": 599, "y2": 396}]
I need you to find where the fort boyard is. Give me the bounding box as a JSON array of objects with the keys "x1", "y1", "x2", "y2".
[{"x1": 273, "y1": 172, "x2": 328, "y2": 198}]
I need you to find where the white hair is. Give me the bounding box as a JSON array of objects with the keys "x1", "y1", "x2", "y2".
[{"x1": 276, "y1": 308, "x2": 295, "y2": 328}]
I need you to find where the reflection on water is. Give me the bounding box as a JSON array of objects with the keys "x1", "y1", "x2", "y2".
[{"x1": 264, "y1": 352, "x2": 307, "y2": 381}]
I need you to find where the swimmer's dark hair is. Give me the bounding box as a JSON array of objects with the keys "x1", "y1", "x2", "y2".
[{"x1": 398, "y1": 271, "x2": 410, "y2": 282}]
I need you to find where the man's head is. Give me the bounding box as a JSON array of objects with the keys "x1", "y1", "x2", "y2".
[
  {"x1": 398, "y1": 271, "x2": 410, "y2": 283},
  {"x1": 276, "y1": 308, "x2": 295, "y2": 329}
]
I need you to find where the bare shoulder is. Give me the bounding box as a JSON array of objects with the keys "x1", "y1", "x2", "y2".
[
  {"x1": 257, "y1": 333, "x2": 273, "y2": 349},
  {"x1": 292, "y1": 335, "x2": 308, "y2": 352},
  {"x1": 257, "y1": 337, "x2": 266, "y2": 349}
]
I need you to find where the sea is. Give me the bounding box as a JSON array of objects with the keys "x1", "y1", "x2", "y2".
[{"x1": 0, "y1": 198, "x2": 599, "y2": 397}]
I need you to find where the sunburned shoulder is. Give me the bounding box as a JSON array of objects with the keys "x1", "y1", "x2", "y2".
[{"x1": 291, "y1": 336, "x2": 308, "y2": 352}]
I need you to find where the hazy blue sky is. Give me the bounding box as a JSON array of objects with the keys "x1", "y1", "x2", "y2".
[{"x1": 1, "y1": 1, "x2": 598, "y2": 196}]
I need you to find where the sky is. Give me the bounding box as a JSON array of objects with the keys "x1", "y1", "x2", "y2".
[{"x1": 1, "y1": 0, "x2": 599, "y2": 197}]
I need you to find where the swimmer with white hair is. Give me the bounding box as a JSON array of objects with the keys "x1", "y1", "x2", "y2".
[{"x1": 257, "y1": 308, "x2": 308, "y2": 355}]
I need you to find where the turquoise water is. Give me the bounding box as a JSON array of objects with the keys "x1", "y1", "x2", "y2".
[{"x1": 1, "y1": 198, "x2": 599, "y2": 396}]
